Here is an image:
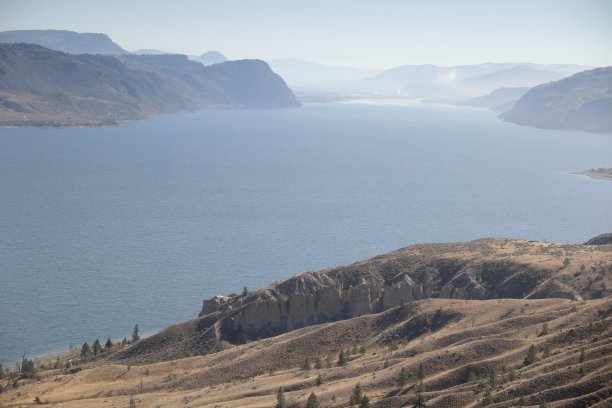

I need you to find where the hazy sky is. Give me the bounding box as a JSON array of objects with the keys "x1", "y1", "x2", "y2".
[{"x1": 1, "y1": 0, "x2": 611, "y2": 68}]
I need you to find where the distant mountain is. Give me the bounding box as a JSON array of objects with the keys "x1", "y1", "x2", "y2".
[
  {"x1": 462, "y1": 65, "x2": 564, "y2": 88},
  {"x1": 191, "y1": 51, "x2": 227, "y2": 65},
  {"x1": 458, "y1": 87, "x2": 530, "y2": 111},
  {"x1": 351, "y1": 63, "x2": 590, "y2": 101},
  {"x1": 266, "y1": 58, "x2": 382, "y2": 88},
  {"x1": 132, "y1": 49, "x2": 173, "y2": 55},
  {"x1": 0, "y1": 29, "x2": 128, "y2": 54},
  {"x1": 0, "y1": 43, "x2": 299, "y2": 126},
  {"x1": 500, "y1": 67, "x2": 612, "y2": 133}
]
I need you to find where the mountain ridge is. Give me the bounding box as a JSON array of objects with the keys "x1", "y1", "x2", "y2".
[
  {"x1": 109, "y1": 237, "x2": 611, "y2": 364},
  {"x1": 0, "y1": 43, "x2": 299, "y2": 126},
  {"x1": 500, "y1": 66, "x2": 612, "y2": 133}
]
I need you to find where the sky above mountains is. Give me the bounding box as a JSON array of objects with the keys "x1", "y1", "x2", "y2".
[{"x1": 1, "y1": 0, "x2": 611, "y2": 68}]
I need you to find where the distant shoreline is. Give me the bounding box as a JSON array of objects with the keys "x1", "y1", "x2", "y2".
[{"x1": 572, "y1": 168, "x2": 612, "y2": 181}]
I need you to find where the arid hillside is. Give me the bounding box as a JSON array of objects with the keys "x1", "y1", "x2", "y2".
[
  {"x1": 1, "y1": 238, "x2": 610, "y2": 407},
  {"x1": 113, "y1": 238, "x2": 611, "y2": 364}
]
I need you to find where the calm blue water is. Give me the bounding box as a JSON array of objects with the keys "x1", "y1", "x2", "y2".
[{"x1": 1, "y1": 102, "x2": 611, "y2": 365}]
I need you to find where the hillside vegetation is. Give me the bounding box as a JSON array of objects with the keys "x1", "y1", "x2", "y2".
[{"x1": 1, "y1": 238, "x2": 610, "y2": 407}]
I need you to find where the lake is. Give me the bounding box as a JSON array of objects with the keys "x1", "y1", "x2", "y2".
[{"x1": 1, "y1": 102, "x2": 611, "y2": 365}]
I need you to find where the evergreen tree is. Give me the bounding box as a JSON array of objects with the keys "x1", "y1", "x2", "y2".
[
  {"x1": 398, "y1": 367, "x2": 407, "y2": 387},
  {"x1": 0, "y1": 364, "x2": 4, "y2": 380},
  {"x1": 129, "y1": 395, "x2": 136, "y2": 408},
  {"x1": 360, "y1": 395, "x2": 371, "y2": 408},
  {"x1": 122, "y1": 337, "x2": 128, "y2": 346},
  {"x1": 539, "y1": 402, "x2": 548, "y2": 408},
  {"x1": 417, "y1": 362, "x2": 425, "y2": 381},
  {"x1": 579, "y1": 347, "x2": 586, "y2": 363},
  {"x1": 349, "y1": 383, "x2": 362, "y2": 407},
  {"x1": 306, "y1": 392, "x2": 320, "y2": 408},
  {"x1": 539, "y1": 322, "x2": 549, "y2": 336},
  {"x1": 301, "y1": 358, "x2": 311, "y2": 371},
  {"x1": 315, "y1": 374, "x2": 323, "y2": 386},
  {"x1": 523, "y1": 344, "x2": 537, "y2": 366},
  {"x1": 20, "y1": 356, "x2": 36, "y2": 379},
  {"x1": 93, "y1": 339, "x2": 102, "y2": 356},
  {"x1": 242, "y1": 286, "x2": 249, "y2": 296},
  {"x1": 132, "y1": 325, "x2": 140, "y2": 342},
  {"x1": 81, "y1": 342, "x2": 92, "y2": 358},
  {"x1": 359, "y1": 344, "x2": 366, "y2": 354},
  {"x1": 338, "y1": 350, "x2": 347, "y2": 367},
  {"x1": 53, "y1": 358, "x2": 61, "y2": 369},
  {"x1": 542, "y1": 343, "x2": 551, "y2": 358},
  {"x1": 413, "y1": 382, "x2": 427, "y2": 408},
  {"x1": 314, "y1": 356, "x2": 322, "y2": 369},
  {"x1": 488, "y1": 368, "x2": 497, "y2": 387},
  {"x1": 275, "y1": 387, "x2": 286, "y2": 408},
  {"x1": 105, "y1": 337, "x2": 113, "y2": 350},
  {"x1": 482, "y1": 389, "x2": 493, "y2": 406}
]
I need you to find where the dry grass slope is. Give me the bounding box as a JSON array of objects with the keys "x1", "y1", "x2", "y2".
[{"x1": 2, "y1": 238, "x2": 611, "y2": 407}]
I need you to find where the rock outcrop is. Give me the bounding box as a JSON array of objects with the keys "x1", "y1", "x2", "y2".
[{"x1": 110, "y1": 238, "x2": 611, "y2": 363}]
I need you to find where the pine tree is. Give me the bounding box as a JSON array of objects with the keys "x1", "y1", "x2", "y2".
[
  {"x1": 579, "y1": 347, "x2": 586, "y2": 363},
  {"x1": 242, "y1": 286, "x2": 249, "y2": 296},
  {"x1": 398, "y1": 367, "x2": 407, "y2": 387},
  {"x1": 105, "y1": 337, "x2": 113, "y2": 350},
  {"x1": 129, "y1": 395, "x2": 136, "y2": 408},
  {"x1": 488, "y1": 368, "x2": 497, "y2": 387},
  {"x1": 20, "y1": 357, "x2": 36, "y2": 379},
  {"x1": 132, "y1": 325, "x2": 140, "y2": 342},
  {"x1": 306, "y1": 392, "x2": 320, "y2": 408},
  {"x1": 54, "y1": 358, "x2": 61, "y2": 369},
  {"x1": 539, "y1": 322, "x2": 549, "y2": 336},
  {"x1": 122, "y1": 337, "x2": 128, "y2": 346},
  {"x1": 315, "y1": 374, "x2": 323, "y2": 386},
  {"x1": 349, "y1": 383, "x2": 362, "y2": 407},
  {"x1": 523, "y1": 344, "x2": 537, "y2": 366},
  {"x1": 275, "y1": 387, "x2": 286, "y2": 408},
  {"x1": 81, "y1": 342, "x2": 92, "y2": 358},
  {"x1": 417, "y1": 362, "x2": 425, "y2": 381},
  {"x1": 542, "y1": 343, "x2": 551, "y2": 358},
  {"x1": 539, "y1": 402, "x2": 549, "y2": 408},
  {"x1": 482, "y1": 389, "x2": 493, "y2": 406},
  {"x1": 93, "y1": 339, "x2": 102, "y2": 356},
  {"x1": 0, "y1": 364, "x2": 4, "y2": 380},
  {"x1": 413, "y1": 382, "x2": 427, "y2": 408},
  {"x1": 338, "y1": 350, "x2": 347, "y2": 367},
  {"x1": 301, "y1": 358, "x2": 311, "y2": 371},
  {"x1": 360, "y1": 395, "x2": 371, "y2": 408}
]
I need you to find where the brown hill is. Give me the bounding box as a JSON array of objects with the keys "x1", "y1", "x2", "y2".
[
  {"x1": 1, "y1": 298, "x2": 610, "y2": 407},
  {"x1": 1, "y1": 238, "x2": 610, "y2": 407},
  {"x1": 113, "y1": 238, "x2": 611, "y2": 364}
]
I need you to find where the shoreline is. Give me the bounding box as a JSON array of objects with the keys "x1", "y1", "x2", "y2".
[{"x1": 571, "y1": 170, "x2": 612, "y2": 181}]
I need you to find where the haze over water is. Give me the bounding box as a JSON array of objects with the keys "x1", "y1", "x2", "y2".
[{"x1": 1, "y1": 102, "x2": 611, "y2": 365}]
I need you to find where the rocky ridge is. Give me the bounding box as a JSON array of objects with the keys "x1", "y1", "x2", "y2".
[{"x1": 111, "y1": 237, "x2": 612, "y2": 363}]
